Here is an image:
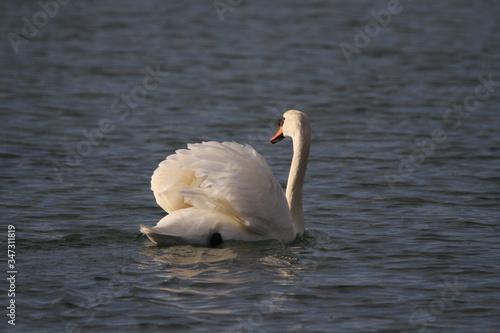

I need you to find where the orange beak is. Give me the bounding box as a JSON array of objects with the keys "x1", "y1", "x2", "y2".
[{"x1": 270, "y1": 125, "x2": 285, "y2": 144}]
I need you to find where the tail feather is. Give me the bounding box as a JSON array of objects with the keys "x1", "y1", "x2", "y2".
[{"x1": 140, "y1": 225, "x2": 188, "y2": 246}]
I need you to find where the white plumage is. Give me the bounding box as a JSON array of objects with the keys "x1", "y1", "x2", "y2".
[{"x1": 141, "y1": 110, "x2": 311, "y2": 246}]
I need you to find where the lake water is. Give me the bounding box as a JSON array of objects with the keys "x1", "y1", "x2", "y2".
[{"x1": 1, "y1": 1, "x2": 499, "y2": 332}]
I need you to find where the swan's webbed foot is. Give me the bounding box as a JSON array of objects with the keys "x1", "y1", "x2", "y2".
[{"x1": 209, "y1": 232, "x2": 223, "y2": 248}]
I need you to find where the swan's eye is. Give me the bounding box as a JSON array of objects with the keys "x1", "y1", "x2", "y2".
[{"x1": 277, "y1": 117, "x2": 284, "y2": 127}]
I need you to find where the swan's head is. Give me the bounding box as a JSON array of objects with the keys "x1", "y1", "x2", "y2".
[{"x1": 270, "y1": 110, "x2": 310, "y2": 144}]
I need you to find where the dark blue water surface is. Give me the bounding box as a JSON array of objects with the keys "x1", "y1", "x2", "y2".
[{"x1": 1, "y1": 1, "x2": 499, "y2": 332}]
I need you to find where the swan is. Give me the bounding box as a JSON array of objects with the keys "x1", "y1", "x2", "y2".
[{"x1": 140, "y1": 109, "x2": 311, "y2": 247}]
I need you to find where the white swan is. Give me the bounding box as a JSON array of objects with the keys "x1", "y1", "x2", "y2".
[{"x1": 140, "y1": 110, "x2": 311, "y2": 246}]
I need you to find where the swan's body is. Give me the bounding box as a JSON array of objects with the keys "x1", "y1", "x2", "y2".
[{"x1": 140, "y1": 110, "x2": 311, "y2": 246}]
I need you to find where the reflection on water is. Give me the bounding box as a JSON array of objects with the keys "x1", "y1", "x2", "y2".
[
  {"x1": 139, "y1": 240, "x2": 303, "y2": 286},
  {"x1": 144, "y1": 245, "x2": 238, "y2": 266}
]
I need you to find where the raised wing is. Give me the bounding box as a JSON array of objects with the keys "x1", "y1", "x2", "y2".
[{"x1": 150, "y1": 141, "x2": 293, "y2": 240}]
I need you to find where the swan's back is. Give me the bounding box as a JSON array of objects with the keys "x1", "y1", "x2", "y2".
[{"x1": 148, "y1": 141, "x2": 295, "y2": 244}]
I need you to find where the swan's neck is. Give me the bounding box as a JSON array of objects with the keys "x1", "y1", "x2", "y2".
[{"x1": 286, "y1": 130, "x2": 310, "y2": 235}]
